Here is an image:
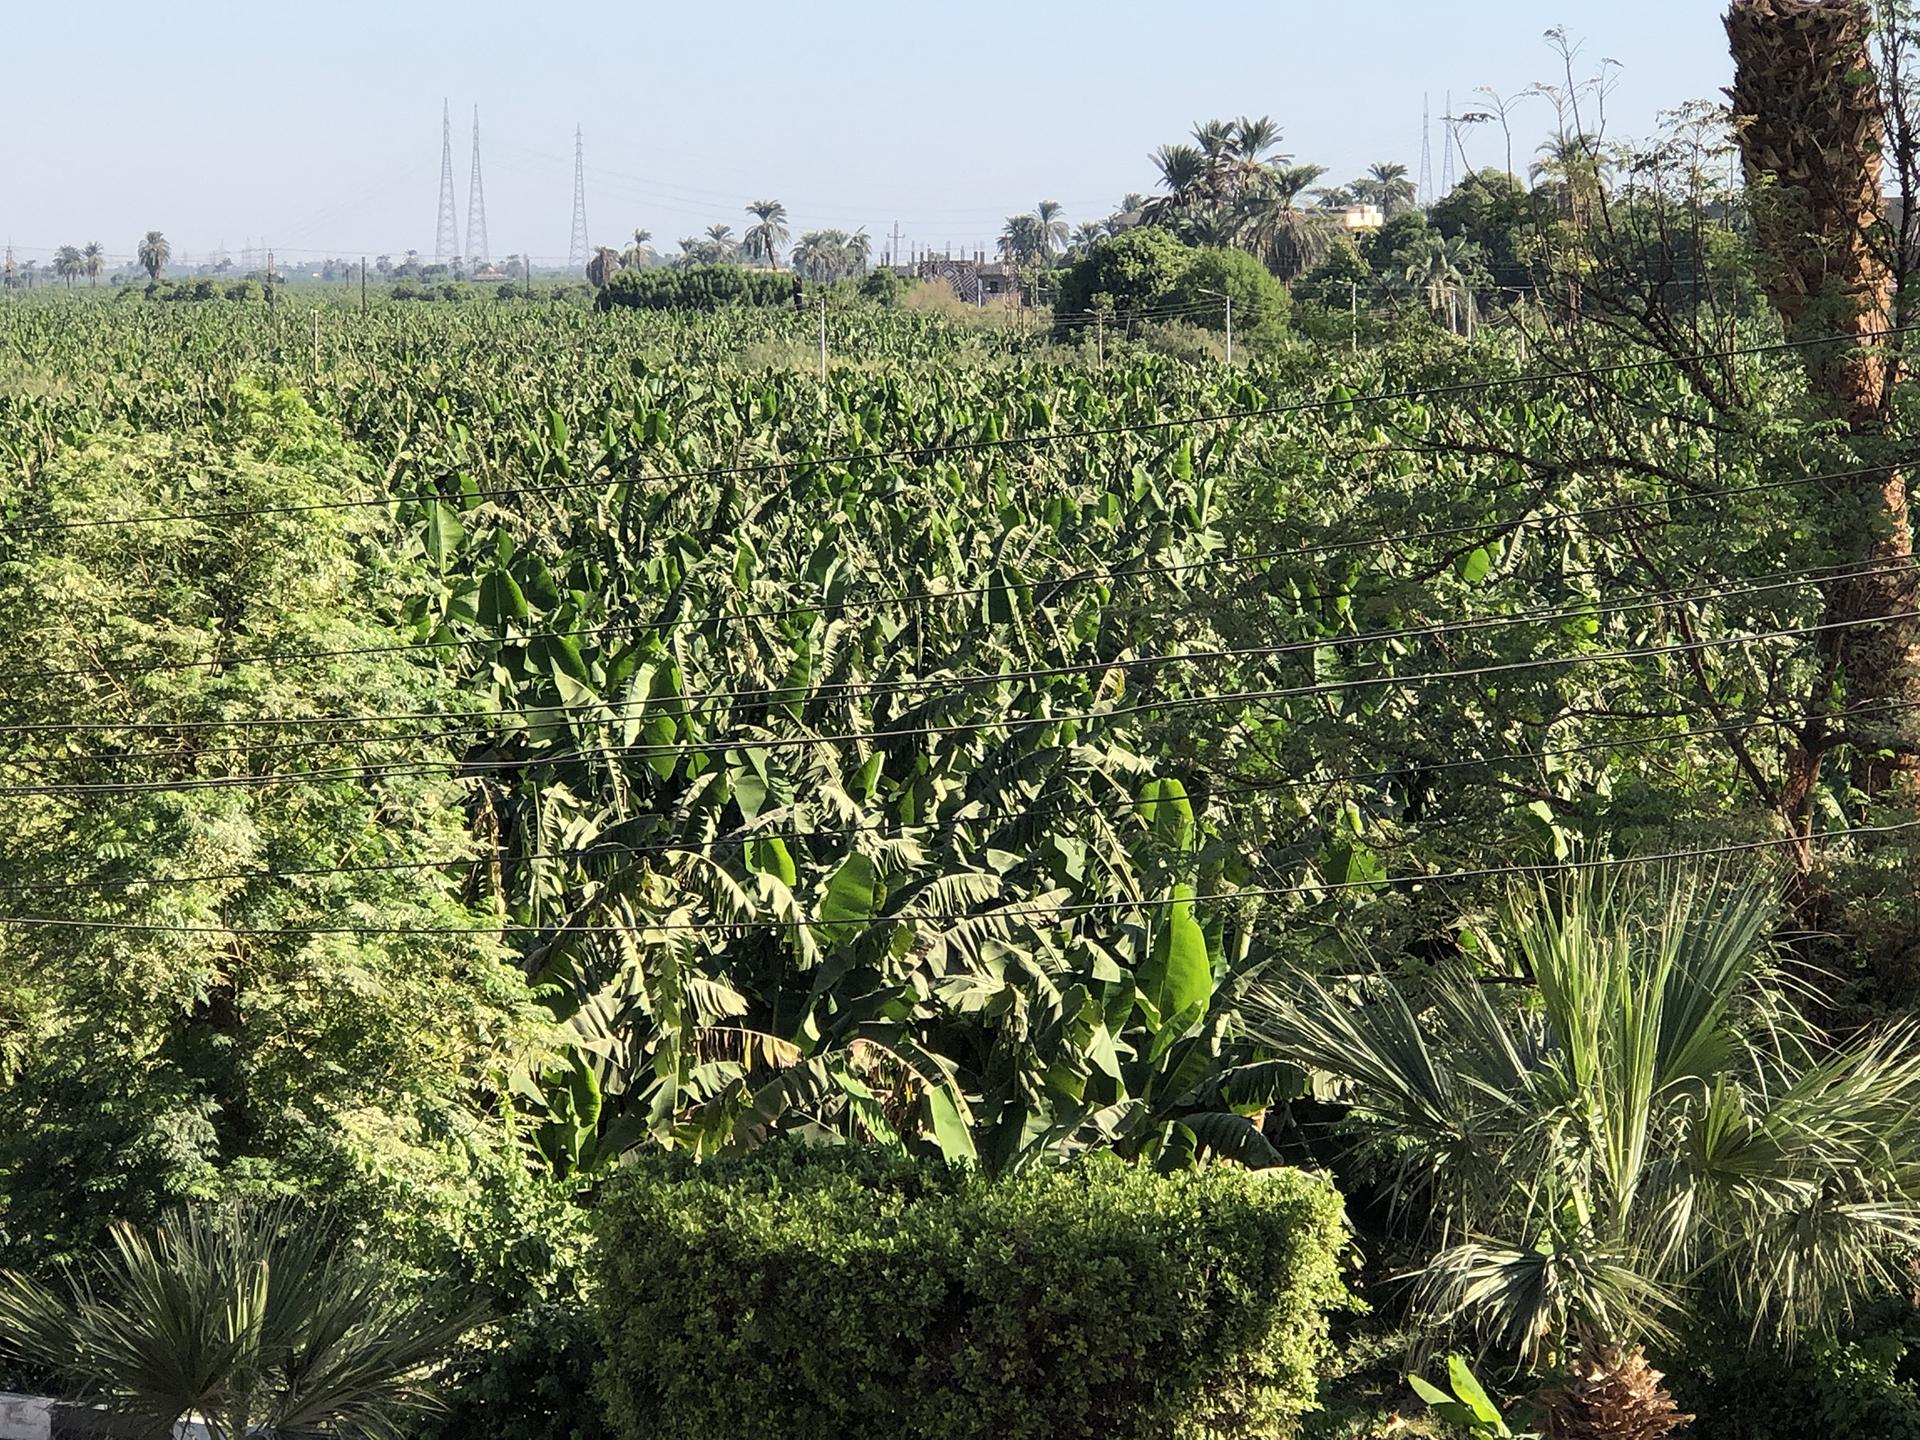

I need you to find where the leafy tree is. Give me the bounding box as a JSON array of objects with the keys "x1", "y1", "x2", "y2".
[
  {"x1": 1051, "y1": 225, "x2": 1193, "y2": 331},
  {"x1": 0, "y1": 385, "x2": 539, "y2": 1266},
  {"x1": 1164, "y1": 246, "x2": 1291, "y2": 343},
  {"x1": 136, "y1": 230, "x2": 169, "y2": 285},
  {"x1": 1292, "y1": 236, "x2": 1372, "y2": 310}
]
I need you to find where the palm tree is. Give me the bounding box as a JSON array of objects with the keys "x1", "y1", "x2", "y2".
[
  {"x1": 1404, "y1": 233, "x2": 1483, "y2": 334},
  {"x1": 1248, "y1": 869, "x2": 1920, "y2": 1419},
  {"x1": 622, "y1": 228, "x2": 653, "y2": 269},
  {"x1": 703, "y1": 224, "x2": 737, "y2": 261},
  {"x1": 790, "y1": 229, "x2": 869, "y2": 282},
  {"x1": 742, "y1": 200, "x2": 789, "y2": 269},
  {"x1": 136, "y1": 230, "x2": 169, "y2": 285},
  {"x1": 81, "y1": 242, "x2": 104, "y2": 287},
  {"x1": 1145, "y1": 144, "x2": 1208, "y2": 221},
  {"x1": 1237, "y1": 163, "x2": 1330, "y2": 279},
  {"x1": 53, "y1": 246, "x2": 82, "y2": 288},
  {"x1": 1367, "y1": 161, "x2": 1418, "y2": 215},
  {"x1": 1531, "y1": 134, "x2": 1610, "y2": 230},
  {"x1": 1231, "y1": 115, "x2": 1287, "y2": 168},
  {"x1": 998, "y1": 214, "x2": 1044, "y2": 265},
  {"x1": 0, "y1": 1202, "x2": 479, "y2": 1440},
  {"x1": 1031, "y1": 200, "x2": 1070, "y2": 261},
  {"x1": 1070, "y1": 221, "x2": 1106, "y2": 253}
]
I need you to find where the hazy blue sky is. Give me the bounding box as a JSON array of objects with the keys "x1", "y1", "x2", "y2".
[{"x1": 1, "y1": 1, "x2": 1732, "y2": 269}]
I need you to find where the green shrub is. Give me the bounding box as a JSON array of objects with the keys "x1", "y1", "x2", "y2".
[
  {"x1": 594, "y1": 1146, "x2": 1352, "y2": 1440},
  {"x1": 1677, "y1": 1308, "x2": 1920, "y2": 1440},
  {"x1": 859, "y1": 266, "x2": 906, "y2": 306},
  {"x1": 599, "y1": 265, "x2": 794, "y2": 312}
]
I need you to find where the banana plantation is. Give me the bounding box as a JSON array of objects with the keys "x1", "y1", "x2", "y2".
[{"x1": 0, "y1": 3, "x2": 1916, "y2": 1437}]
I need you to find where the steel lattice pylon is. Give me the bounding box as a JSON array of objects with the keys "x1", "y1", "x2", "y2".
[
  {"x1": 568, "y1": 126, "x2": 590, "y2": 272},
  {"x1": 466, "y1": 106, "x2": 490, "y2": 269},
  {"x1": 434, "y1": 99, "x2": 460, "y2": 266}
]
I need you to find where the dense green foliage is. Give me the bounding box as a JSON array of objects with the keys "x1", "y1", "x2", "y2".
[
  {"x1": 1052, "y1": 225, "x2": 1194, "y2": 326},
  {"x1": 594, "y1": 1146, "x2": 1351, "y2": 1440},
  {"x1": 0, "y1": 383, "x2": 539, "y2": 1267},
  {"x1": 598, "y1": 264, "x2": 794, "y2": 312}
]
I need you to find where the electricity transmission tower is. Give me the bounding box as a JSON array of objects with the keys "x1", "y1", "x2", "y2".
[
  {"x1": 467, "y1": 106, "x2": 490, "y2": 269},
  {"x1": 1418, "y1": 94, "x2": 1434, "y2": 205},
  {"x1": 568, "y1": 126, "x2": 591, "y2": 272},
  {"x1": 435, "y1": 99, "x2": 460, "y2": 266},
  {"x1": 1441, "y1": 90, "x2": 1457, "y2": 196}
]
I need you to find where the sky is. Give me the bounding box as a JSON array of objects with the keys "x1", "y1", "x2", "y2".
[{"x1": 0, "y1": 1, "x2": 1734, "y2": 271}]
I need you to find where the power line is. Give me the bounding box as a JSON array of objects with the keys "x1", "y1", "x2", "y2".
[
  {"x1": 8, "y1": 555, "x2": 1902, "y2": 755},
  {"x1": 7, "y1": 323, "x2": 1917, "y2": 539},
  {"x1": 12, "y1": 697, "x2": 1914, "y2": 898},
  {"x1": 4, "y1": 819, "x2": 1914, "y2": 938},
  {"x1": 2, "y1": 609, "x2": 1910, "y2": 795},
  {"x1": 4, "y1": 466, "x2": 1901, "y2": 691}
]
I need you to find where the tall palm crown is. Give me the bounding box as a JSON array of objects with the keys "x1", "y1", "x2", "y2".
[
  {"x1": 743, "y1": 200, "x2": 789, "y2": 269},
  {"x1": 53, "y1": 246, "x2": 82, "y2": 287},
  {"x1": 81, "y1": 242, "x2": 104, "y2": 285},
  {"x1": 136, "y1": 230, "x2": 169, "y2": 283},
  {"x1": 1367, "y1": 161, "x2": 1419, "y2": 214},
  {"x1": 1031, "y1": 200, "x2": 1070, "y2": 260},
  {"x1": 1249, "y1": 870, "x2": 1920, "y2": 1371}
]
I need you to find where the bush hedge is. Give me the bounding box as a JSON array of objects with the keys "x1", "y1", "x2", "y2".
[
  {"x1": 593, "y1": 1146, "x2": 1352, "y2": 1440},
  {"x1": 598, "y1": 265, "x2": 794, "y2": 312}
]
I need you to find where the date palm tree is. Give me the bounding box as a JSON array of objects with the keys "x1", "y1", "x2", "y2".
[
  {"x1": 82, "y1": 242, "x2": 104, "y2": 286},
  {"x1": 1367, "y1": 161, "x2": 1419, "y2": 215},
  {"x1": 53, "y1": 246, "x2": 82, "y2": 287},
  {"x1": 622, "y1": 228, "x2": 653, "y2": 269},
  {"x1": 1236, "y1": 163, "x2": 1330, "y2": 279},
  {"x1": 743, "y1": 200, "x2": 789, "y2": 269},
  {"x1": 1248, "y1": 868, "x2": 1920, "y2": 1425},
  {"x1": 136, "y1": 230, "x2": 169, "y2": 285},
  {"x1": 1145, "y1": 143, "x2": 1207, "y2": 222},
  {"x1": 998, "y1": 214, "x2": 1044, "y2": 265},
  {"x1": 1405, "y1": 232, "x2": 1483, "y2": 334},
  {"x1": 1031, "y1": 200, "x2": 1070, "y2": 261},
  {"x1": 0, "y1": 1202, "x2": 479, "y2": 1440},
  {"x1": 703, "y1": 224, "x2": 737, "y2": 261}
]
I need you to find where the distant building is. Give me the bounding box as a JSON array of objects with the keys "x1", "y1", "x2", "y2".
[
  {"x1": 915, "y1": 253, "x2": 1024, "y2": 304},
  {"x1": 1337, "y1": 204, "x2": 1386, "y2": 232}
]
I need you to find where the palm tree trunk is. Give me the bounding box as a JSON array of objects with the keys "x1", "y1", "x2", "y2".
[{"x1": 1730, "y1": 0, "x2": 1920, "y2": 806}]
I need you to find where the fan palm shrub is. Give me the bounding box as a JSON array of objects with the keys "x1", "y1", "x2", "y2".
[
  {"x1": 0, "y1": 1203, "x2": 478, "y2": 1440},
  {"x1": 1247, "y1": 868, "x2": 1920, "y2": 1414}
]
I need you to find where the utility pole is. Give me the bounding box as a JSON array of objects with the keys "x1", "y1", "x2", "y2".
[
  {"x1": 890, "y1": 220, "x2": 903, "y2": 270},
  {"x1": 819, "y1": 294, "x2": 828, "y2": 381},
  {"x1": 361, "y1": 256, "x2": 368, "y2": 314}
]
